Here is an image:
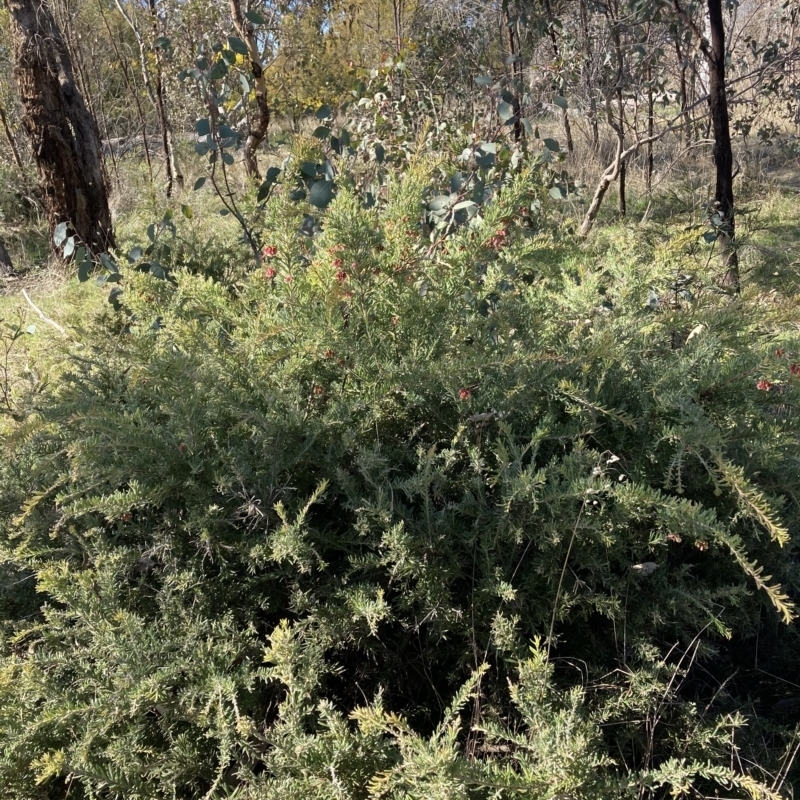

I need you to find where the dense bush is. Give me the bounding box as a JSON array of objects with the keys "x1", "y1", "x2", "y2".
[{"x1": 1, "y1": 154, "x2": 799, "y2": 799}]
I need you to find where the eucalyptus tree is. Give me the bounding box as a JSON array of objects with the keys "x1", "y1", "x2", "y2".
[
  {"x1": 229, "y1": 0, "x2": 272, "y2": 180},
  {"x1": 3, "y1": 0, "x2": 113, "y2": 253},
  {"x1": 673, "y1": 0, "x2": 738, "y2": 288},
  {"x1": 112, "y1": 0, "x2": 183, "y2": 196}
]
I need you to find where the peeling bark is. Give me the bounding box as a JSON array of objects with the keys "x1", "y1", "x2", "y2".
[
  {"x1": 230, "y1": 0, "x2": 271, "y2": 181},
  {"x1": 5, "y1": 0, "x2": 114, "y2": 253}
]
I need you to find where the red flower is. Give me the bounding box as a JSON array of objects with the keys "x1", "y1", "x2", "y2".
[
  {"x1": 323, "y1": 349, "x2": 335, "y2": 359},
  {"x1": 791, "y1": 364, "x2": 800, "y2": 377},
  {"x1": 264, "y1": 266, "x2": 277, "y2": 279},
  {"x1": 776, "y1": 349, "x2": 785, "y2": 357},
  {"x1": 757, "y1": 379, "x2": 772, "y2": 391},
  {"x1": 262, "y1": 245, "x2": 277, "y2": 257},
  {"x1": 458, "y1": 388, "x2": 471, "y2": 401},
  {"x1": 336, "y1": 270, "x2": 348, "y2": 283},
  {"x1": 333, "y1": 258, "x2": 344, "y2": 268},
  {"x1": 284, "y1": 274, "x2": 294, "y2": 284}
]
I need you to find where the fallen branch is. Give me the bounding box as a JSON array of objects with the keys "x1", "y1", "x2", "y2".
[
  {"x1": 580, "y1": 131, "x2": 664, "y2": 236},
  {"x1": 21, "y1": 289, "x2": 67, "y2": 336}
]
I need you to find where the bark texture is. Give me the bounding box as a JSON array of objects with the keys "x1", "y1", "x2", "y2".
[
  {"x1": 0, "y1": 238, "x2": 14, "y2": 276},
  {"x1": 5, "y1": 0, "x2": 114, "y2": 253},
  {"x1": 673, "y1": 0, "x2": 738, "y2": 288},
  {"x1": 0, "y1": 102, "x2": 25, "y2": 171},
  {"x1": 230, "y1": 0, "x2": 271, "y2": 181},
  {"x1": 707, "y1": 0, "x2": 738, "y2": 288}
]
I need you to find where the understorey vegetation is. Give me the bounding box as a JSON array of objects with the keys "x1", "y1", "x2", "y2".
[
  {"x1": 1, "y1": 0, "x2": 800, "y2": 797},
  {"x1": 0, "y1": 134, "x2": 799, "y2": 798}
]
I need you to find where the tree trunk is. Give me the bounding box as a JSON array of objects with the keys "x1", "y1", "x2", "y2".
[
  {"x1": 0, "y1": 102, "x2": 25, "y2": 171},
  {"x1": 543, "y1": 0, "x2": 574, "y2": 153},
  {"x1": 148, "y1": 0, "x2": 182, "y2": 195},
  {"x1": 610, "y1": 3, "x2": 625, "y2": 215},
  {"x1": 645, "y1": 24, "x2": 654, "y2": 192},
  {"x1": 504, "y1": 0, "x2": 524, "y2": 142},
  {"x1": 578, "y1": 0, "x2": 599, "y2": 150},
  {"x1": 0, "y1": 238, "x2": 14, "y2": 276},
  {"x1": 229, "y1": 0, "x2": 271, "y2": 181},
  {"x1": 97, "y1": 0, "x2": 155, "y2": 187},
  {"x1": 674, "y1": 35, "x2": 689, "y2": 147},
  {"x1": 5, "y1": 0, "x2": 114, "y2": 254},
  {"x1": 113, "y1": 0, "x2": 180, "y2": 197},
  {"x1": 707, "y1": 0, "x2": 738, "y2": 289}
]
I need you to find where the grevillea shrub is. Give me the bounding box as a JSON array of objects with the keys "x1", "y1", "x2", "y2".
[{"x1": 0, "y1": 156, "x2": 799, "y2": 799}]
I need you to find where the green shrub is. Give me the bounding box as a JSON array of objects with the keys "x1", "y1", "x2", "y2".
[{"x1": 0, "y1": 154, "x2": 799, "y2": 799}]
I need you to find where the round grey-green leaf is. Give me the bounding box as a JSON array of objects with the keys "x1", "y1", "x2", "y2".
[
  {"x1": 245, "y1": 9, "x2": 266, "y2": 23},
  {"x1": 195, "y1": 118, "x2": 211, "y2": 136},
  {"x1": 309, "y1": 179, "x2": 335, "y2": 209},
  {"x1": 498, "y1": 101, "x2": 515, "y2": 121},
  {"x1": 228, "y1": 36, "x2": 249, "y2": 56}
]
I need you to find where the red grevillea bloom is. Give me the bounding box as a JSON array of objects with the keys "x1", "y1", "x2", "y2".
[
  {"x1": 336, "y1": 270, "x2": 348, "y2": 283},
  {"x1": 776, "y1": 349, "x2": 785, "y2": 357},
  {"x1": 264, "y1": 266, "x2": 277, "y2": 279},
  {"x1": 458, "y1": 388, "x2": 471, "y2": 400},
  {"x1": 262, "y1": 245, "x2": 278, "y2": 257},
  {"x1": 757, "y1": 379, "x2": 772, "y2": 391},
  {"x1": 792, "y1": 364, "x2": 800, "y2": 377},
  {"x1": 284, "y1": 274, "x2": 294, "y2": 283}
]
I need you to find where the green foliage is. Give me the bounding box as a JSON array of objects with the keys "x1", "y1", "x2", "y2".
[{"x1": 1, "y1": 151, "x2": 799, "y2": 799}]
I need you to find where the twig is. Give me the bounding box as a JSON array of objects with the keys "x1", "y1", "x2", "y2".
[
  {"x1": 21, "y1": 289, "x2": 67, "y2": 336},
  {"x1": 547, "y1": 496, "x2": 587, "y2": 665}
]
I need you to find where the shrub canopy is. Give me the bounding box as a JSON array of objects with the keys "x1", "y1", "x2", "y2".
[{"x1": 1, "y1": 155, "x2": 799, "y2": 799}]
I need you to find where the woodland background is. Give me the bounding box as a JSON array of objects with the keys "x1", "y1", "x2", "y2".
[{"x1": 1, "y1": 1, "x2": 800, "y2": 799}]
